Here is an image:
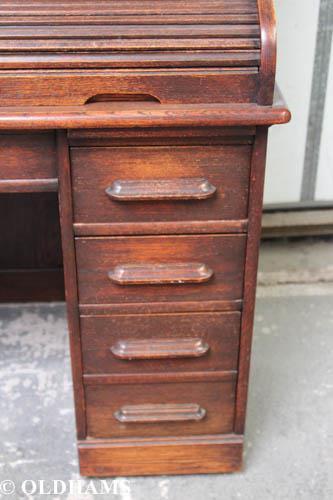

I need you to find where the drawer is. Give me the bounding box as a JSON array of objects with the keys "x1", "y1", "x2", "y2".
[
  {"x1": 71, "y1": 145, "x2": 251, "y2": 227},
  {"x1": 81, "y1": 312, "x2": 241, "y2": 374},
  {"x1": 75, "y1": 234, "x2": 246, "y2": 305},
  {"x1": 0, "y1": 133, "x2": 57, "y2": 187},
  {"x1": 85, "y1": 379, "x2": 236, "y2": 438}
]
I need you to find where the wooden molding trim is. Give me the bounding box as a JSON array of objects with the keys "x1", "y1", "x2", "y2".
[
  {"x1": 74, "y1": 220, "x2": 248, "y2": 236},
  {"x1": 257, "y1": 0, "x2": 277, "y2": 105},
  {"x1": 0, "y1": 178, "x2": 58, "y2": 193},
  {"x1": 83, "y1": 370, "x2": 237, "y2": 385},
  {"x1": 0, "y1": 101, "x2": 290, "y2": 130},
  {"x1": 106, "y1": 177, "x2": 217, "y2": 202},
  {"x1": 108, "y1": 262, "x2": 214, "y2": 286},
  {"x1": 111, "y1": 338, "x2": 210, "y2": 360},
  {"x1": 78, "y1": 434, "x2": 243, "y2": 476},
  {"x1": 114, "y1": 403, "x2": 206, "y2": 423}
]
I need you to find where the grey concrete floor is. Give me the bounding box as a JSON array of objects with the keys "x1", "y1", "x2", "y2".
[{"x1": 0, "y1": 238, "x2": 332, "y2": 499}]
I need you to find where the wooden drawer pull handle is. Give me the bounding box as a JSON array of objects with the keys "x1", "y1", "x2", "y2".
[
  {"x1": 114, "y1": 403, "x2": 206, "y2": 423},
  {"x1": 111, "y1": 338, "x2": 210, "y2": 360},
  {"x1": 106, "y1": 178, "x2": 216, "y2": 201},
  {"x1": 108, "y1": 262, "x2": 213, "y2": 285}
]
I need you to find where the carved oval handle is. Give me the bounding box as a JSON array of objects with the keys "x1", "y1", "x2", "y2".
[
  {"x1": 114, "y1": 403, "x2": 206, "y2": 423},
  {"x1": 111, "y1": 338, "x2": 210, "y2": 360},
  {"x1": 106, "y1": 178, "x2": 216, "y2": 201},
  {"x1": 108, "y1": 262, "x2": 214, "y2": 285}
]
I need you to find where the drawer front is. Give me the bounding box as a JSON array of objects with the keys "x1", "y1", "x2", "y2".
[
  {"x1": 75, "y1": 234, "x2": 246, "y2": 305},
  {"x1": 71, "y1": 145, "x2": 251, "y2": 225},
  {"x1": 0, "y1": 133, "x2": 57, "y2": 181},
  {"x1": 81, "y1": 312, "x2": 241, "y2": 374},
  {"x1": 85, "y1": 380, "x2": 236, "y2": 438}
]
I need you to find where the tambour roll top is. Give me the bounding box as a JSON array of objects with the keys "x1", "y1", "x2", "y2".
[{"x1": 0, "y1": 0, "x2": 275, "y2": 106}]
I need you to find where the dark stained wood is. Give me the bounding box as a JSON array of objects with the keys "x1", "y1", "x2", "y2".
[
  {"x1": 0, "y1": 101, "x2": 291, "y2": 128},
  {"x1": 0, "y1": 25, "x2": 260, "y2": 42},
  {"x1": 0, "y1": 1, "x2": 259, "y2": 15},
  {"x1": 234, "y1": 127, "x2": 269, "y2": 434},
  {"x1": 257, "y1": 0, "x2": 277, "y2": 105},
  {"x1": 75, "y1": 235, "x2": 246, "y2": 306},
  {"x1": 0, "y1": 269, "x2": 64, "y2": 303},
  {"x1": 83, "y1": 370, "x2": 236, "y2": 385},
  {"x1": 74, "y1": 220, "x2": 248, "y2": 237},
  {"x1": 68, "y1": 126, "x2": 256, "y2": 146},
  {"x1": 85, "y1": 379, "x2": 236, "y2": 438},
  {"x1": 56, "y1": 131, "x2": 86, "y2": 439},
  {"x1": 71, "y1": 144, "x2": 251, "y2": 228},
  {"x1": 0, "y1": 72, "x2": 259, "y2": 107},
  {"x1": 106, "y1": 178, "x2": 217, "y2": 202},
  {"x1": 114, "y1": 403, "x2": 206, "y2": 423},
  {"x1": 0, "y1": 132, "x2": 57, "y2": 183},
  {"x1": 78, "y1": 434, "x2": 243, "y2": 476},
  {"x1": 79, "y1": 299, "x2": 243, "y2": 316},
  {"x1": 0, "y1": 52, "x2": 260, "y2": 70},
  {"x1": 0, "y1": 0, "x2": 260, "y2": 83},
  {"x1": 108, "y1": 262, "x2": 214, "y2": 286},
  {"x1": 0, "y1": 15, "x2": 259, "y2": 27},
  {"x1": 80, "y1": 311, "x2": 241, "y2": 374},
  {"x1": 0, "y1": 192, "x2": 62, "y2": 269},
  {"x1": 0, "y1": 0, "x2": 288, "y2": 478}
]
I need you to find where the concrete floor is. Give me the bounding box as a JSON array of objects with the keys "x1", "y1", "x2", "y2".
[{"x1": 0, "y1": 238, "x2": 332, "y2": 499}]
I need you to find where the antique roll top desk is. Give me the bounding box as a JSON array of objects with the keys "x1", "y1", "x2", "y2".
[{"x1": 0, "y1": 1, "x2": 290, "y2": 476}]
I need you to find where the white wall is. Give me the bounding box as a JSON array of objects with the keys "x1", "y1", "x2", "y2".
[
  {"x1": 316, "y1": 47, "x2": 333, "y2": 200},
  {"x1": 264, "y1": 0, "x2": 333, "y2": 206}
]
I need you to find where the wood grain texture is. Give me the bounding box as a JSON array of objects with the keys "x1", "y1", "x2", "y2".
[
  {"x1": 80, "y1": 312, "x2": 241, "y2": 374},
  {"x1": 79, "y1": 299, "x2": 242, "y2": 316},
  {"x1": 0, "y1": 0, "x2": 260, "y2": 79},
  {"x1": 83, "y1": 371, "x2": 236, "y2": 385},
  {"x1": 57, "y1": 131, "x2": 86, "y2": 439},
  {"x1": 78, "y1": 434, "x2": 243, "y2": 476},
  {"x1": 0, "y1": 52, "x2": 260, "y2": 70},
  {"x1": 0, "y1": 132, "x2": 57, "y2": 182},
  {"x1": 0, "y1": 0, "x2": 288, "y2": 478},
  {"x1": 0, "y1": 1, "x2": 259, "y2": 15},
  {"x1": 74, "y1": 220, "x2": 248, "y2": 237},
  {"x1": 0, "y1": 15, "x2": 259, "y2": 27},
  {"x1": 234, "y1": 127, "x2": 268, "y2": 434},
  {"x1": 0, "y1": 12, "x2": 259, "y2": 26},
  {"x1": 0, "y1": 100, "x2": 290, "y2": 128},
  {"x1": 85, "y1": 379, "x2": 236, "y2": 438},
  {"x1": 68, "y1": 126, "x2": 256, "y2": 146},
  {"x1": 0, "y1": 72, "x2": 258, "y2": 107},
  {"x1": 75, "y1": 235, "x2": 246, "y2": 306},
  {"x1": 71, "y1": 145, "x2": 251, "y2": 227},
  {"x1": 257, "y1": 0, "x2": 277, "y2": 104}
]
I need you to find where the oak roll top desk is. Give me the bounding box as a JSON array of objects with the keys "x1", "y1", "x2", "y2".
[{"x1": 0, "y1": 0, "x2": 290, "y2": 476}]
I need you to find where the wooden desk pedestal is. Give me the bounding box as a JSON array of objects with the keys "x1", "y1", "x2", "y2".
[{"x1": 0, "y1": 0, "x2": 289, "y2": 476}]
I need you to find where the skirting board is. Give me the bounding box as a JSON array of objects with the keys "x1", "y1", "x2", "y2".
[{"x1": 78, "y1": 434, "x2": 243, "y2": 477}]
